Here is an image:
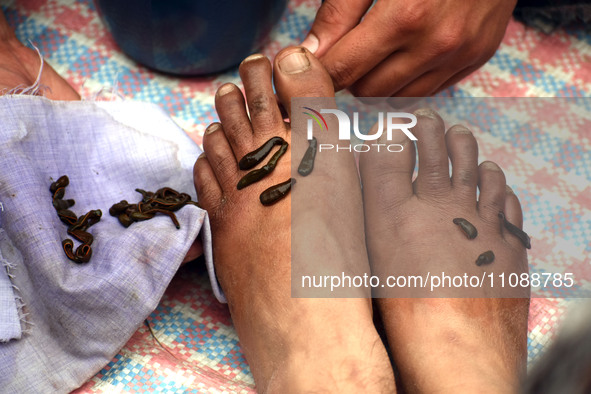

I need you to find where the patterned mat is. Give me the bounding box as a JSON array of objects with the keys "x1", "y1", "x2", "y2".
[{"x1": 2, "y1": 0, "x2": 590, "y2": 392}]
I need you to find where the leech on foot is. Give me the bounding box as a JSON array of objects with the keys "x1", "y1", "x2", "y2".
[
  {"x1": 238, "y1": 136, "x2": 286, "y2": 170},
  {"x1": 260, "y1": 178, "x2": 295, "y2": 206},
  {"x1": 298, "y1": 137, "x2": 317, "y2": 176},
  {"x1": 237, "y1": 142, "x2": 288, "y2": 190},
  {"x1": 475, "y1": 250, "x2": 495, "y2": 266},
  {"x1": 498, "y1": 212, "x2": 531, "y2": 249},
  {"x1": 452, "y1": 218, "x2": 478, "y2": 240}
]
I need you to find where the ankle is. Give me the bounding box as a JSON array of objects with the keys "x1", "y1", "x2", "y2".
[{"x1": 265, "y1": 350, "x2": 396, "y2": 394}]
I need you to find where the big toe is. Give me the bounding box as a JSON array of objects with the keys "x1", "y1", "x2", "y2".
[{"x1": 273, "y1": 47, "x2": 335, "y2": 120}]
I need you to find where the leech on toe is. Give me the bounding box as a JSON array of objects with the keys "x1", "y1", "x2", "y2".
[
  {"x1": 498, "y1": 211, "x2": 531, "y2": 249},
  {"x1": 475, "y1": 250, "x2": 495, "y2": 266},
  {"x1": 298, "y1": 137, "x2": 317, "y2": 176},
  {"x1": 260, "y1": 178, "x2": 295, "y2": 206},
  {"x1": 238, "y1": 136, "x2": 286, "y2": 170},
  {"x1": 452, "y1": 218, "x2": 478, "y2": 240},
  {"x1": 237, "y1": 142, "x2": 288, "y2": 189}
]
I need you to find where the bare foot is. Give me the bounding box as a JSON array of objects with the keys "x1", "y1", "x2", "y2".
[
  {"x1": 193, "y1": 48, "x2": 395, "y2": 392},
  {"x1": 359, "y1": 109, "x2": 529, "y2": 393}
]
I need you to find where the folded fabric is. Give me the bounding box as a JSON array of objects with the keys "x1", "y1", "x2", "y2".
[
  {"x1": 0, "y1": 228, "x2": 21, "y2": 342},
  {"x1": 0, "y1": 96, "x2": 217, "y2": 392}
]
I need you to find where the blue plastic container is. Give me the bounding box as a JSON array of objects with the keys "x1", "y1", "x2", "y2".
[{"x1": 95, "y1": 0, "x2": 288, "y2": 75}]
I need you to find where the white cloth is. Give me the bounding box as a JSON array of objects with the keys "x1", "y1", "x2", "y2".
[
  {"x1": 0, "y1": 96, "x2": 221, "y2": 393},
  {"x1": 0, "y1": 228, "x2": 21, "y2": 342}
]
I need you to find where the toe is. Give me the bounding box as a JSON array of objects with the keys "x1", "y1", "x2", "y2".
[
  {"x1": 504, "y1": 185, "x2": 523, "y2": 229},
  {"x1": 193, "y1": 152, "x2": 223, "y2": 211},
  {"x1": 215, "y1": 83, "x2": 254, "y2": 160},
  {"x1": 359, "y1": 125, "x2": 416, "y2": 210},
  {"x1": 446, "y1": 125, "x2": 478, "y2": 202},
  {"x1": 273, "y1": 46, "x2": 335, "y2": 120},
  {"x1": 202, "y1": 123, "x2": 240, "y2": 192},
  {"x1": 477, "y1": 161, "x2": 507, "y2": 224},
  {"x1": 413, "y1": 109, "x2": 451, "y2": 197},
  {"x1": 239, "y1": 54, "x2": 286, "y2": 139}
]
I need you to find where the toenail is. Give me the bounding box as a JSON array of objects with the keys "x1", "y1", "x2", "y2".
[
  {"x1": 241, "y1": 53, "x2": 266, "y2": 64},
  {"x1": 449, "y1": 125, "x2": 472, "y2": 135},
  {"x1": 278, "y1": 48, "x2": 310, "y2": 74},
  {"x1": 205, "y1": 123, "x2": 221, "y2": 134},
  {"x1": 217, "y1": 84, "x2": 235, "y2": 96},
  {"x1": 481, "y1": 161, "x2": 501, "y2": 171},
  {"x1": 414, "y1": 108, "x2": 440, "y2": 119}
]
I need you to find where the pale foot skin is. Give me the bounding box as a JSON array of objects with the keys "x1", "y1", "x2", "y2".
[
  {"x1": 193, "y1": 48, "x2": 395, "y2": 393},
  {"x1": 359, "y1": 110, "x2": 529, "y2": 393}
]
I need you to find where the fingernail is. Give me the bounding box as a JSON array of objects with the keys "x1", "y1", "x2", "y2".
[
  {"x1": 505, "y1": 185, "x2": 514, "y2": 194},
  {"x1": 301, "y1": 34, "x2": 319, "y2": 54},
  {"x1": 241, "y1": 53, "x2": 266, "y2": 64},
  {"x1": 197, "y1": 152, "x2": 207, "y2": 160},
  {"x1": 278, "y1": 48, "x2": 311, "y2": 74},
  {"x1": 205, "y1": 123, "x2": 221, "y2": 134},
  {"x1": 217, "y1": 84, "x2": 235, "y2": 96}
]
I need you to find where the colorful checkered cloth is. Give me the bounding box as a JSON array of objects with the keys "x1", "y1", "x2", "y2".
[{"x1": 1, "y1": 0, "x2": 589, "y2": 392}]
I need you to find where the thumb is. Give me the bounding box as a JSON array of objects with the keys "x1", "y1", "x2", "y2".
[{"x1": 302, "y1": 0, "x2": 372, "y2": 57}]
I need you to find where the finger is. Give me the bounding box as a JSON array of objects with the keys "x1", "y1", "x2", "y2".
[
  {"x1": 319, "y1": 5, "x2": 404, "y2": 91},
  {"x1": 435, "y1": 65, "x2": 481, "y2": 93},
  {"x1": 392, "y1": 68, "x2": 458, "y2": 97},
  {"x1": 349, "y1": 51, "x2": 434, "y2": 97},
  {"x1": 302, "y1": 0, "x2": 373, "y2": 57}
]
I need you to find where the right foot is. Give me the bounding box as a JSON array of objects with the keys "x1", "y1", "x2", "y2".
[
  {"x1": 359, "y1": 110, "x2": 529, "y2": 393},
  {"x1": 193, "y1": 49, "x2": 395, "y2": 392}
]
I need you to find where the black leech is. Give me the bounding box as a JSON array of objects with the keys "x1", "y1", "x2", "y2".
[
  {"x1": 237, "y1": 142, "x2": 288, "y2": 190},
  {"x1": 50, "y1": 175, "x2": 69, "y2": 194},
  {"x1": 475, "y1": 250, "x2": 495, "y2": 266},
  {"x1": 52, "y1": 175, "x2": 100, "y2": 264},
  {"x1": 452, "y1": 218, "x2": 478, "y2": 240},
  {"x1": 498, "y1": 211, "x2": 531, "y2": 249},
  {"x1": 260, "y1": 178, "x2": 295, "y2": 206},
  {"x1": 298, "y1": 137, "x2": 317, "y2": 176},
  {"x1": 239, "y1": 136, "x2": 286, "y2": 170}
]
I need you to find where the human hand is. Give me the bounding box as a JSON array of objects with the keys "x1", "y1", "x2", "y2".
[{"x1": 301, "y1": 0, "x2": 517, "y2": 97}]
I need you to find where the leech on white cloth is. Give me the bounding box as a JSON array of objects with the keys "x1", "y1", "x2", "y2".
[{"x1": 0, "y1": 96, "x2": 225, "y2": 393}]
